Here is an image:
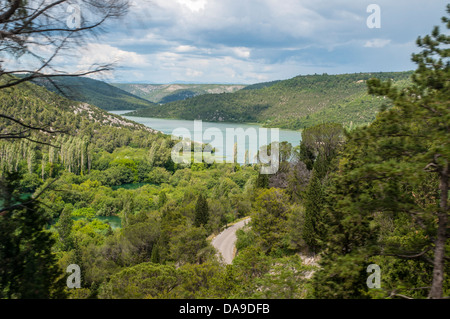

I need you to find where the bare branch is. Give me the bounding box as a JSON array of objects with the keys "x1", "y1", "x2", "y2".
[
  {"x1": 0, "y1": 113, "x2": 67, "y2": 135},
  {"x1": 389, "y1": 292, "x2": 414, "y2": 299},
  {"x1": 0, "y1": 66, "x2": 112, "y2": 89},
  {"x1": 383, "y1": 246, "x2": 433, "y2": 259},
  {"x1": 24, "y1": 136, "x2": 61, "y2": 148},
  {"x1": 0, "y1": 0, "x2": 21, "y2": 24}
]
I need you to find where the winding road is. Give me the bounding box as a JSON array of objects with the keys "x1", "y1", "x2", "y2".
[{"x1": 211, "y1": 217, "x2": 251, "y2": 264}]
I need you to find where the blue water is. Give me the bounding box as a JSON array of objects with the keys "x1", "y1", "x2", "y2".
[{"x1": 110, "y1": 111, "x2": 302, "y2": 163}]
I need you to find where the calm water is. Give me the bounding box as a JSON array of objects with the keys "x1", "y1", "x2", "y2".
[{"x1": 110, "y1": 110, "x2": 302, "y2": 163}]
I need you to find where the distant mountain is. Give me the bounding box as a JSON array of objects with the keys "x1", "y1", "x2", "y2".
[
  {"x1": 111, "y1": 83, "x2": 247, "y2": 104},
  {"x1": 30, "y1": 76, "x2": 157, "y2": 111},
  {"x1": 127, "y1": 72, "x2": 413, "y2": 130}
]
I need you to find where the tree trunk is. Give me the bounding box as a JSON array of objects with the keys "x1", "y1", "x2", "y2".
[{"x1": 429, "y1": 163, "x2": 448, "y2": 299}]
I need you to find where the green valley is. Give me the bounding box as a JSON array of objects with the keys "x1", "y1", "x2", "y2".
[
  {"x1": 0, "y1": 1, "x2": 448, "y2": 303},
  {"x1": 127, "y1": 71, "x2": 413, "y2": 129}
]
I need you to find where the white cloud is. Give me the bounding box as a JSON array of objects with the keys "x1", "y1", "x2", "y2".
[
  {"x1": 364, "y1": 39, "x2": 392, "y2": 48},
  {"x1": 175, "y1": 45, "x2": 197, "y2": 52},
  {"x1": 177, "y1": 0, "x2": 208, "y2": 12},
  {"x1": 232, "y1": 47, "x2": 251, "y2": 59},
  {"x1": 77, "y1": 44, "x2": 147, "y2": 69}
]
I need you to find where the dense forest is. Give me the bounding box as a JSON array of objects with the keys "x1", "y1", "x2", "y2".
[
  {"x1": 127, "y1": 71, "x2": 413, "y2": 130},
  {"x1": 0, "y1": 3, "x2": 449, "y2": 301}
]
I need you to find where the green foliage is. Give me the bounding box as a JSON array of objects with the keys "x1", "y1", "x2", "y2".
[
  {"x1": 0, "y1": 172, "x2": 66, "y2": 298},
  {"x1": 286, "y1": 205, "x2": 306, "y2": 251},
  {"x1": 98, "y1": 260, "x2": 230, "y2": 299},
  {"x1": 302, "y1": 172, "x2": 327, "y2": 253},
  {"x1": 129, "y1": 72, "x2": 413, "y2": 129},
  {"x1": 311, "y1": 253, "x2": 370, "y2": 299},
  {"x1": 255, "y1": 170, "x2": 269, "y2": 189},
  {"x1": 235, "y1": 227, "x2": 255, "y2": 252},
  {"x1": 55, "y1": 204, "x2": 74, "y2": 251},
  {"x1": 312, "y1": 8, "x2": 450, "y2": 298},
  {"x1": 251, "y1": 188, "x2": 291, "y2": 254},
  {"x1": 230, "y1": 246, "x2": 317, "y2": 298},
  {"x1": 147, "y1": 167, "x2": 172, "y2": 185},
  {"x1": 72, "y1": 207, "x2": 96, "y2": 219},
  {"x1": 194, "y1": 194, "x2": 209, "y2": 228},
  {"x1": 250, "y1": 255, "x2": 313, "y2": 299},
  {"x1": 3, "y1": 9, "x2": 449, "y2": 300},
  {"x1": 169, "y1": 226, "x2": 213, "y2": 265},
  {"x1": 0, "y1": 79, "x2": 171, "y2": 178},
  {"x1": 98, "y1": 262, "x2": 180, "y2": 298}
]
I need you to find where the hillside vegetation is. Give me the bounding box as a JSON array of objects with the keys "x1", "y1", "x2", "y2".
[
  {"x1": 128, "y1": 72, "x2": 413, "y2": 129},
  {"x1": 30, "y1": 76, "x2": 157, "y2": 111},
  {"x1": 0, "y1": 76, "x2": 167, "y2": 175},
  {"x1": 111, "y1": 83, "x2": 246, "y2": 104}
]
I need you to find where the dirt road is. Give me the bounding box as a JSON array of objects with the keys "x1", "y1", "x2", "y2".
[{"x1": 211, "y1": 218, "x2": 250, "y2": 264}]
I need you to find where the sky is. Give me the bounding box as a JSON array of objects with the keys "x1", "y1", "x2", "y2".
[{"x1": 8, "y1": 0, "x2": 449, "y2": 84}]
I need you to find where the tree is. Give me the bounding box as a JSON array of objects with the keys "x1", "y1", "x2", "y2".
[
  {"x1": 251, "y1": 188, "x2": 290, "y2": 254},
  {"x1": 302, "y1": 171, "x2": 326, "y2": 253},
  {"x1": 158, "y1": 191, "x2": 167, "y2": 208},
  {"x1": 300, "y1": 122, "x2": 344, "y2": 165},
  {"x1": 194, "y1": 193, "x2": 209, "y2": 227},
  {"x1": 314, "y1": 7, "x2": 449, "y2": 299},
  {"x1": 255, "y1": 169, "x2": 269, "y2": 189},
  {"x1": 286, "y1": 157, "x2": 311, "y2": 201},
  {"x1": 0, "y1": 171, "x2": 66, "y2": 298},
  {"x1": 169, "y1": 226, "x2": 213, "y2": 265},
  {"x1": 366, "y1": 7, "x2": 449, "y2": 298},
  {"x1": 98, "y1": 262, "x2": 180, "y2": 299},
  {"x1": 0, "y1": 0, "x2": 129, "y2": 89},
  {"x1": 268, "y1": 141, "x2": 292, "y2": 189},
  {"x1": 55, "y1": 203, "x2": 74, "y2": 251},
  {"x1": 0, "y1": 0, "x2": 129, "y2": 142}
]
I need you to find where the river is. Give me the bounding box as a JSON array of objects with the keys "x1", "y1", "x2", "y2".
[{"x1": 110, "y1": 110, "x2": 302, "y2": 164}]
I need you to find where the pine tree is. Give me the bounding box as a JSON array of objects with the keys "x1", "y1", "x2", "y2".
[
  {"x1": 55, "y1": 204, "x2": 74, "y2": 251},
  {"x1": 158, "y1": 191, "x2": 167, "y2": 208},
  {"x1": 302, "y1": 171, "x2": 326, "y2": 253},
  {"x1": 151, "y1": 242, "x2": 160, "y2": 264},
  {"x1": 312, "y1": 7, "x2": 450, "y2": 298},
  {"x1": 255, "y1": 170, "x2": 269, "y2": 189},
  {"x1": 366, "y1": 7, "x2": 449, "y2": 298},
  {"x1": 0, "y1": 171, "x2": 66, "y2": 298},
  {"x1": 194, "y1": 194, "x2": 209, "y2": 227}
]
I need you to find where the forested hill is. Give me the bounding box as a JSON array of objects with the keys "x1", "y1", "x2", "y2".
[
  {"x1": 29, "y1": 76, "x2": 158, "y2": 111},
  {"x1": 0, "y1": 77, "x2": 171, "y2": 175},
  {"x1": 127, "y1": 71, "x2": 413, "y2": 129}
]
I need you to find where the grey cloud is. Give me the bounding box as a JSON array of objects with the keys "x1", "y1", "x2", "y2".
[{"x1": 94, "y1": 0, "x2": 447, "y2": 83}]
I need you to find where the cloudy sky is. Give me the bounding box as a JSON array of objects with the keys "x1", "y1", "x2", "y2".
[{"x1": 62, "y1": 0, "x2": 450, "y2": 84}]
